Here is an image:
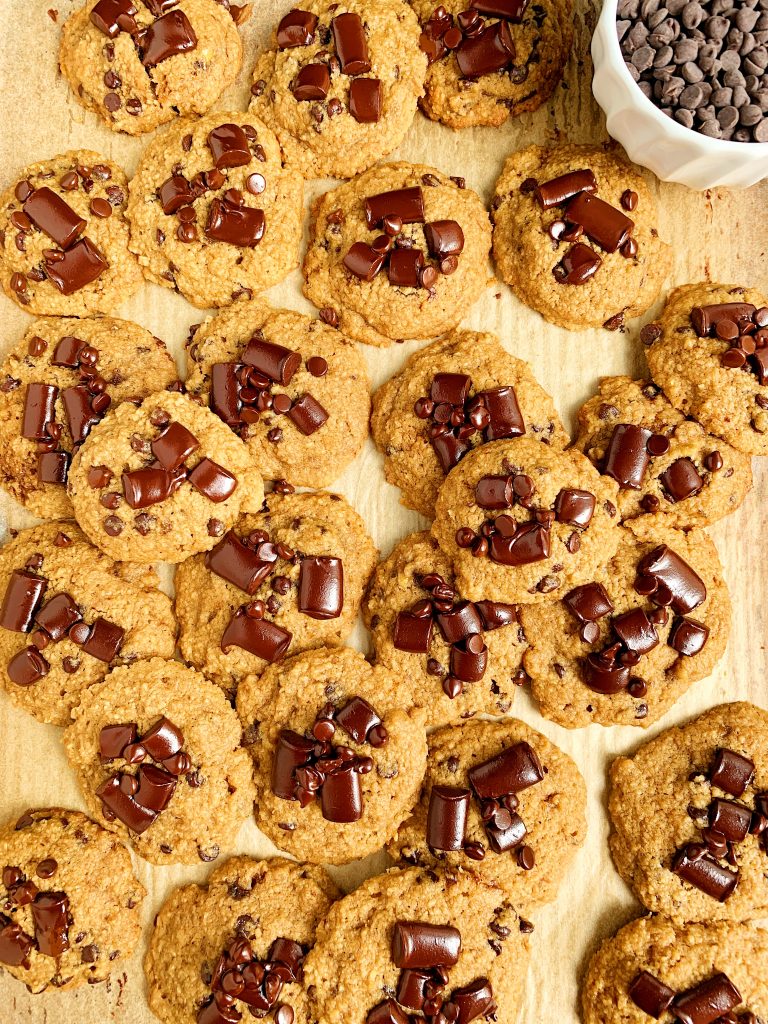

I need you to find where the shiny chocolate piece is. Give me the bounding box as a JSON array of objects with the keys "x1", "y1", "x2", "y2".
[
  {"x1": 468, "y1": 741, "x2": 544, "y2": 798},
  {"x1": 391, "y1": 922, "x2": 461, "y2": 969},
  {"x1": 45, "y1": 237, "x2": 108, "y2": 294},
  {"x1": 207, "y1": 124, "x2": 251, "y2": 170},
  {"x1": 298, "y1": 557, "x2": 343, "y2": 619},
  {"x1": 349, "y1": 78, "x2": 383, "y2": 123},
  {"x1": 335, "y1": 697, "x2": 381, "y2": 744},
  {"x1": 709, "y1": 748, "x2": 754, "y2": 797},
  {"x1": 432, "y1": 433, "x2": 471, "y2": 471},
  {"x1": 287, "y1": 393, "x2": 330, "y2": 435},
  {"x1": 367, "y1": 1001, "x2": 409, "y2": 1024},
  {"x1": 221, "y1": 611, "x2": 292, "y2": 663},
  {"x1": 690, "y1": 302, "x2": 756, "y2": 337},
  {"x1": 669, "y1": 617, "x2": 709, "y2": 656},
  {"x1": 81, "y1": 617, "x2": 124, "y2": 661},
  {"x1": 426, "y1": 785, "x2": 471, "y2": 851},
  {"x1": 158, "y1": 175, "x2": 195, "y2": 215},
  {"x1": 243, "y1": 336, "x2": 301, "y2": 385},
  {"x1": 396, "y1": 969, "x2": 432, "y2": 1011},
  {"x1": 486, "y1": 812, "x2": 526, "y2": 853},
  {"x1": 533, "y1": 169, "x2": 598, "y2": 209},
  {"x1": 271, "y1": 729, "x2": 314, "y2": 798},
  {"x1": 451, "y1": 978, "x2": 496, "y2": 1024},
  {"x1": 431, "y1": 373, "x2": 471, "y2": 407},
  {"x1": 31, "y1": 892, "x2": 70, "y2": 957},
  {"x1": 475, "y1": 475, "x2": 513, "y2": 509},
  {"x1": 0, "y1": 571, "x2": 47, "y2": 633},
  {"x1": 393, "y1": 611, "x2": 433, "y2": 653},
  {"x1": 435, "y1": 601, "x2": 483, "y2": 644},
  {"x1": 142, "y1": 717, "x2": 183, "y2": 760},
  {"x1": 659, "y1": 458, "x2": 704, "y2": 502},
  {"x1": 205, "y1": 199, "x2": 265, "y2": 248},
  {"x1": 320, "y1": 764, "x2": 363, "y2": 822},
  {"x1": 424, "y1": 220, "x2": 465, "y2": 259},
  {"x1": 456, "y1": 21, "x2": 515, "y2": 77},
  {"x1": 7, "y1": 647, "x2": 50, "y2": 686},
  {"x1": 478, "y1": 386, "x2": 525, "y2": 440},
  {"x1": 611, "y1": 608, "x2": 659, "y2": 656},
  {"x1": 365, "y1": 187, "x2": 425, "y2": 230},
  {"x1": 90, "y1": 0, "x2": 139, "y2": 37},
  {"x1": 188, "y1": 458, "x2": 237, "y2": 502},
  {"x1": 51, "y1": 335, "x2": 87, "y2": 368},
  {"x1": 151, "y1": 421, "x2": 199, "y2": 471},
  {"x1": 671, "y1": 844, "x2": 739, "y2": 901},
  {"x1": 554, "y1": 242, "x2": 602, "y2": 285},
  {"x1": 450, "y1": 635, "x2": 488, "y2": 682},
  {"x1": 475, "y1": 601, "x2": 517, "y2": 630},
  {"x1": 564, "y1": 191, "x2": 634, "y2": 253},
  {"x1": 99, "y1": 723, "x2": 137, "y2": 759},
  {"x1": 0, "y1": 919, "x2": 34, "y2": 968},
  {"x1": 21, "y1": 382, "x2": 58, "y2": 440},
  {"x1": 628, "y1": 970, "x2": 675, "y2": 1018},
  {"x1": 671, "y1": 972, "x2": 741, "y2": 1024},
  {"x1": 277, "y1": 9, "x2": 318, "y2": 48},
  {"x1": 62, "y1": 384, "x2": 105, "y2": 444},
  {"x1": 554, "y1": 488, "x2": 595, "y2": 528},
  {"x1": 23, "y1": 188, "x2": 86, "y2": 249},
  {"x1": 210, "y1": 363, "x2": 242, "y2": 426},
  {"x1": 122, "y1": 467, "x2": 173, "y2": 509},
  {"x1": 584, "y1": 649, "x2": 630, "y2": 694},
  {"x1": 343, "y1": 241, "x2": 385, "y2": 281},
  {"x1": 293, "y1": 63, "x2": 331, "y2": 101},
  {"x1": 488, "y1": 522, "x2": 550, "y2": 566},
  {"x1": 708, "y1": 798, "x2": 752, "y2": 842},
  {"x1": 96, "y1": 774, "x2": 157, "y2": 833},
  {"x1": 135, "y1": 764, "x2": 177, "y2": 811},
  {"x1": 136, "y1": 10, "x2": 197, "y2": 66},
  {"x1": 636, "y1": 545, "x2": 706, "y2": 615},
  {"x1": 604, "y1": 423, "x2": 652, "y2": 489},
  {"x1": 332, "y1": 12, "x2": 371, "y2": 74},
  {"x1": 564, "y1": 582, "x2": 613, "y2": 624},
  {"x1": 388, "y1": 248, "x2": 424, "y2": 288},
  {"x1": 37, "y1": 451, "x2": 70, "y2": 485},
  {"x1": 205, "y1": 531, "x2": 276, "y2": 593},
  {"x1": 34, "y1": 593, "x2": 81, "y2": 641}
]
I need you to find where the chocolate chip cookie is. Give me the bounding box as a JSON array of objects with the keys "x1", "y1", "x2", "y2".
[
  {"x1": 371, "y1": 329, "x2": 568, "y2": 518},
  {"x1": 491, "y1": 144, "x2": 672, "y2": 330},
  {"x1": 303, "y1": 162, "x2": 491, "y2": 347},
  {"x1": 249, "y1": 0, "x2": 426, "y2": 179},
  {"x1": 520, "y1": 519, "x2": 731, "y2": 729},
  {"x1": 176, "y1": 490, "x2": 377, "y2": 701}
]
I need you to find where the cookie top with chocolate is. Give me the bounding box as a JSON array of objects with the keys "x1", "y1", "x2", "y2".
[
  {"x1": 250, "y1": 0, "x2": 426, "y2": 179},
  {"x1": 520, "y1": 518, "x2": 731, "y2": 729},
  {"x1": 236, "y1": 646, "x2": 427, "y2": 866},
  {"x1": 491, "y1": 144, "x2": 672, "y2": 331},
  {"x1": 145, "y1": 856, "x2": 338, "y2": 1024},
  {"x1": 303, "y1": 162, "x2": 491, "y2": 347},
  {"x1": 185, "y1": 300, "x2": 371, "y2": 490},
  {"x1": 0, "y1": 807, "x2": 144, "y2": 993},
  {"x1": 574, "y1": 376, "x2": 752, "y2": 529},
  {"x1": 67, "y1": 390, "x2": 264, "y2": 564},
  {"x1": 126, "y1": 112, "x2": 304, "y2": 308},
  {"x1": 60, "y1": 0, "x2": 246, "y2": 136},
  {"x1": 0, "y1": 150, "x2": 141, "y2": 316},
  {"x1": 0, "y1": 522, "x2": 176, "y2": 726},
  {"x1": 176, "y1": 490, "x2": 377, "y2": 701},
  {"x1": 371, "y1": 329, "x2": 568, "y2": 518},
  {"x1": 645, "y1": 282, "x2": 768, "y2": 456}
]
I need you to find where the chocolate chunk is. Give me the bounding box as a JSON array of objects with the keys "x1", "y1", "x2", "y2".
[
  {"x1": 298, "y1": 557, "x2": 343, "y2": 619},
  {"x1": 136, "y1": 10, "x2": 197, "y2": 66},
  {"x1": 691, "y1": 303, "x2": 756, "y2": 337},
  {"x1": 61, "y1": 385, "x2": 104, "y2": 445},
  {"x1": 335, "y1": 697, "x2": 381, "y2": 744},
  {"x1": 332, "y1": 12, "x2": 371, "y2": 74},
  {"x1": 669, "y1": 617, "x2": 709, "y2": 656},
  {"x1": 489, "y1": 522, "x2": 551, "y2": 566},
  {"x1": 96, "y1": 775, "x2": 157, "y2": 834},
  {"x1": 393, "y1": 611, "x2": 433, "y2": 653},
  {"x1": 188, "y1": 458, "x2": 237, "y2": 502},
  {"x1": 271, "y1": 729, "x2": 314, "y2": 798},
  {"x1": 242, "y1": 337, "x2": 301, "y2": 386},
  {"x1": 277, "y1": 9, "x2": 317, "y2": 48},
  {"x1": 475, "y1": 601, "x2": 516, "y2": 630},
  {"x1": 451, "y1": 978, "x2": 496, "y2": 1024},
  {"x1": 51, "y1": 335, "x2": 87, "y2": 368},
  {"x1": 81, "y1": 617, "x2": 124, "y2": 661},
  {"x1": 7, "y1": 647, "x2": 50, "y2": 686},
  {"x1": 671, "y1": 973, "x2": 741, "y2": 1024},
  {"x1": 564, "y1": 192, "x2": 634, "y2": 253},
  {"x1": 349, "y1": 78, "x2": 382, "y2": 124},
  {"x1": 477, "y1": 386, "x2": 525, "y2": 440},
  {"x1": 205, "y1": 531, "x2": 276, "y2": 593},
  {"x1": 37, "y1": 451, "x2": 69, "y2": 485},
  {"x1": 450, "y1": 634, "x2": 488, "y2": 682},
  {"x1": 205, "y1": 199, "x2": 265, "y2": 248},
  {"x1": 23, "y1": 187, "x2": 86, "y2": 249},
  {"x1": 487, "y1": 812, "x2": 526, "y2": 853},
  {"x1": 21, "y1": 382, "x2": 58, "y2": 441},
  {"x1": 99, "y1": 723, "x2": 137, "y2": 759},
  {"x1": 469, "y1": 741, "x2": 544, "y2": 798},
  {"x1": 424, "y1": 220, "x2": 465, "y2": 259},
  {"x1": 611, "y1": 608, "x2": 659, "y2": 656},
  {"x1": 221, "y1": 611, "x2": 292, "y2": 663},
  {"x1": 584, "y1": 649, "x2": 630, "y2": 694},
  {"x1": 456, "y1": 21, "x2": 515, "y2": 77},
  {"x1": 435, "y1": 601, "x2": 483, "y2": 644},
  {"x1": 135, "y1": 764, "x2": 177, "y2": 812},
  {"x1": 207, "y1": 124, "x2": 251, "y2": 170},
  {"x1": 366, "y1": 1001, "x2": 410, "y2": 1024},
  {"x1": 396, "y1": 969, "x2": 432, "y2": 1011},
  {"x1": 636, "y1": 545, "x2": 707, "y2": 615},
  {"x1": 604, "y1": 424, "x2": 652, "y2": 489},
  {"x1": 554, "y1": 242, "x2": 602, "y2": 285},
  {"x1": 320, "y1": 764, "x2": 363, "y2": 822},
  {"x1": 122, "y1": 467, "x2": 173, "y2": 509},
  {"x1": 293, "y1": 63, "x2": 331, "y2": 101},
  {"x1": 343, "y1": 242, "x2": 385, "y2": 281},
  {"x1": 0, "y1": 920, "x2": 34, "y2": 968},
  {"x1": 31, "y1": 892, "x2": 70, "y2": 957},
  {"x1": 533, "y1": 169, "x2": 598, "y2": 209},
  {"x1": 388, "y1": 248, "x2": 424, "y2": 288},
  {"x1": 671, "y1": 844, "x2": 739, "y2": 901},
  {"x1": 151, "y1": 421, "x2": 199, "y2": 471},
  {"x1": 628, "y1": 971, "x2": 675, "y2": 1018},
  {"x1": 210, "y1": 363, "x2": 242, "y2": 426},
  {"x1": 287, "y1": 394, "x2": 330, "y2": 435},
  {"x1": 432, "y1": 433, "x2": 471, "y2": 472},
  {"x1": 45, "y1": 237, "x2": 108, "y2": 294},
  {"x1": 709, "y1": 748, "x2": 754, "y2": 797},
  {"x1": 0, "y1": 570, "x2": 47, "y2": 633},
  {"x1": 475, "y1": 475, "x2": 514, "y2": 509},
  {"x1": 90, "y1": 0, "x2": 138, "y2": 36},
  {"x1": 426, "y1": 785, "x2": 471, "y2": 851},
  {"x1": 708, "y1": 798, "x2": 752, "y2": 842},
  {"x1": 365, "y1": 187, "x2": 425, "y2": 229},
  {"x1": 142, "y1": 717, "x2": 183, "y2": 760},
  {"x1": 391, "y1": 922, "x2": 461, "y2": 969},
  {"x1": 431, "y1": 373, "x2": 472, "y2": 406},
  {"x1": 659, "y1": 458, "x2": 704, "y2": 502},
  {"x1": 35, "y1": 593, "x2": 81, "y2": 641},
  {"x1": 554, "y1": 488, "x2": 595, "y2": 527},
  {"x1": 158, "y1": 175, "x2": 194, "y2": 215}
]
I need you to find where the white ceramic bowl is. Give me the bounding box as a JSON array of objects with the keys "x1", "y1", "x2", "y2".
[{"x1": 592, "y1": 0, "x2": 768, "y2": 189}]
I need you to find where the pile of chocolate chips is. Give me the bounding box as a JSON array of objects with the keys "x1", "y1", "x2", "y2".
[
  {"x1": 690, "y1": 300, "x2": 768, "y2": 382},
  {"x1": 617, "y1": 0, "x2": 768, "y2": 142},
  {"x1": 197, "y1": 934, "x2": 304, "y2": 1024},
  {"x1": 629, "y1": 967, "x2": 747, "y2": 1021},
  {"x1": 0, "y1": 861, "x2": 69, "y2": 970}
]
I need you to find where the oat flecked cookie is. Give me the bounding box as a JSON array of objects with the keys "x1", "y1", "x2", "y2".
[
  {"x1": 0, "y1": 522, "x2": 175, "y2": 726},
  {"x1": 388, "y1": 719, "x2": 586, "y2": 908},
  {"x1": 371, "y1": 329, "x2": 568, "y2": 518},
  {"x1": 236, "y1": 647, "x2": 427, "y2": 865},
  {"x1": 60, "y1": 0, "x2": 246, "y2": 136},
  {"x1": 63, "y1": 658, "x2": 254, "y2": 866},
  {"x1": 0, "y1": 807, "x2": 144, "y2": 993},
  {"x1": 0, "y1": 316, "x2": 178, "y2": 520},
  {"x1": 0, "y1": 151, "x2": 141, "y2": 316},
  {"x1": 249, "y1": 0, "x2": 426, "y2": 179},
  {"x1": 176, "y1": 491, "x2": 377, "y2": 701},
  {"x1": 127, "y1": 112, "x2": 303, "y2": 308},
  {"x1": 412, "y1": 0, "x2": 574, "y2": 129},
  {"x1": 146, "y1": 857, "x2": 338, "y2": 1024},
  {"x1": 645, "y1": 283, "x2": 768, "y2": 456},
  {"x1": 574, "y1": 376, "x2": 752, "y2": 528},
  {"x1": 431, "y1": 436, "x2": 621, "y2": 605},
  {"x1": 491, "y1": 144, "x2": 671, "y2": 331},
  {"x1": 185, "y1": 300, "x2": 371, "y2": 489},
  {"x1": 304, "y1": 162, "x2": 491, "y2": 347},
  {"x1": 582, "y1": 916, "x2": 768, "y2": 1024},
  {"x1": 303, "y1": 866, "x2": 531, "y2": 1024},
  {"x1": 520, "y1": 519, "x2": 731, "y2": 729},
  {"x1": 68, "y1": 390, "x2": 264, "y2": 564},
  {"x1": 609, "y1": 702, "x2": 768, "y2": 923}
]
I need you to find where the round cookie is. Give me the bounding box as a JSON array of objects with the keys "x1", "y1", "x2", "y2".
[
  {"x1": 431, "y1": 436, "x2": 621, "y2": 605},
  {"x1": 582, "y1": 916, "x2": 768, "y2": 1024},
  {"x1": 0, "y1": 151, "x2": 141, "y2": 316},
  {"x1": 574, "y1": 376, "x2": 752, "y2": 529},
  {"x1": 236, "y1": 646, "x2": 427, "y2": 865},
  {"x1": 185, "y1": 300, "x2": 371, "y2": 489},
  {"x1": 67, "y1": 390, "x2": 264, "y2": 564},
  {"x1": 0, "y1": 316, "x2": 178, "y2": 520},
  {"x1": 127, "y1": 113, "x2": 304, "y2": 308},
  {"x1": 145, "y1": 857, "x2": 338, "y2": 1024},
  {"x1": 364, "y1": 531, "x2": 528, "y2": 722},
  {"x1": 520, "y1": 519, "x2": 731, "y2": 729},
  {"x1": 249, "y1": 0, "x2": 426, "y2": 179},
  {"x1": 0, "y1": 522, "x2": 176, "y2": 726},
  {"x1": 491, "y1": 144, "x2": 672, "y2": 331},
  {"x1": 388, "y1": 719, "x2": 586, "y2": 908},
  {"x1": 60, "y1": 0, "x2": 245, "y2": 136},
  {"x1": 0, "y1": 807, "x2": 144, "y2": 993},
  {"x1": 176, "y1": 490, "x2": 378, "y2": 700},
  {"x1": 63, "y1": 658, "x2": 254, "y2": 865},
  {"x1": 371, "y1": 329, "x2": 569, "y2": 518},
  {"x1": 609, "y1": 702, "x2": 768, "y2": 923},
  {"x1": 645, "y1": 282, "x2": 768, "y2": 456},
  {"x1": 303, "y1": 866, "x2": 531, "y2": 1024},
  {"x1": 412, "y1": 0, "x2": 574, "y2": 129},
  {"x1": 303, "y1": 162, "x2": 492, "y2": 347}
]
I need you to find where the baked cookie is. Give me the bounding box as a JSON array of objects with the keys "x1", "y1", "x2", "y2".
[
  {"x1": 0, "y1": 522, "x2": 175, "y2": 726},
  {"x1": 491, "y1": 144, "x2": 672, "y2": 331},
  {"x1": 388, "y1": 719, "x2": 586, "y2": 908},
  {"x1": 126, "y1": 113, "x2": 303, "y2": 308},
  {"x1": 146, "y1": 857, "x2": 338, "y2": 1024},
  {"x1": 364, "y1": 532, "x2": 527, "y2": 721},
  {"x1": 249, "y1": 0, "x2": 426, "y2": 179},
  {"x1": 413, "y1": 0, "x2": 574, "y2": 129},
  {"x1": 371, "y1": 329, "x2": 568, "y2": 518},
  {"x1": 236, "y1": 647, "x2": 427, "y2": 865},
  {"x1": 645, "y1": 283, "x2": 768, "y2": 456},
  {"x1": 303, "y1": 163, "x2": 491, "y2": 347},
  {"x1": 0, "y1": 807, "x2": 144, "y2": 993},
  {"x1": 185, "y1": 300, "x2": 370, "y2": 489},
  {"x1": 609, "y1": 702, "x2": 768, "y2": 923},
  {"x1": 303, "y1": 866, "x2": 531, "y2": 1024},
  {"x1": 0, "y1": 151, "x2": 141, "y2": 316},
  {"x1": 582, "y1": 916, "x2": 768, "y2": 1024},
  {"x1": 176, "y1": 491, "x2": 377, "y2": 700},
  {"x1": 574, "y1": 376, "x2": 752, "y2": 528},
  {"x1": 67, "y1": 390, "x2": 264, "y2": 564},
  {"x1": 431, "y1": 436, "x2": 621, "y2": 605},
  {"x1": 0, "y1": 316, "x2": 178, "y2": 520},
  {"x1": 520, "y1": 519, "x2": 731, "y2": 729}
]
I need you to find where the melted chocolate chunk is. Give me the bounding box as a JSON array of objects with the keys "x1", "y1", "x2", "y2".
[
  {"x1": 35, "y1": 593, "x2": 81, "y2": 641},
  {"x1": 628, "y1": 971, "x2": 675, "y2": 1018},
  {"x1": 0, "y1": 571, "x2": 47, "y2": 633},
  {"x1": 136, "y1": 9, "x2": 197, "y2": 66},
  {"x1": 80, "y1": 617, "x2": 124, "y2": 661},
  {"x1": 671, "y1": 972, "x2": 741, "y2": 1024},
  {"x1": 23, "y1": 188, "x2": 85, "y2": 249},
  {"x1": 604, "y1": 424, "x2": 652, "y2": 489},
  {"x1": 122, "y1": 467, "x2": 173, "y2": 509},
  {"x1": 635, "y1": 545, "x2": 706, "y2": 615},
  {"x1": 365, "y1": 187, "x2": 425, "y2": 229},
  {"x1": 534, "y1": 169, "x2": 598, "y2": 209},
  {"x1": 332, "y1": 12, "x2": 371, "y2": 74},
  {"x1": 669, "y1": 617, "x2": 709, "y2": 656},
  {"x1": 158, "y1": 175, "x2": 195, "y2": 215},
  {"x1": 90, "y1": 0, "x2": 139, "y2": 37},
  {"x1": 349, "y1": 78, "x2": 383, "y2": 122},
  {"x1": 207, "y1": 124, "x2": 251, "y2": 170},
  {"x1": 554, "y1": 242, "x2": 601, "y2": 285},
  {"x1": 287, "y1": 394, "x2": 329, "y2": 435},
  {"x1": 221, "y1": 611, "x2": 292, "y2": 663},
  {"x1": 293, "y1": 63, "x2": 331, "y2": 101},
  {"x1": 205, "y1": 199, "x2": 265, "y2": 248},
  {"x1": 659, "y1": 457, "x2": 704, "y2": 502},
  {"x1": 335, "y1": 697, "x2": 381, "y2": 744},
  {"x1": 488, "y1": 522, "x2": 550, "y2": 566},
  {"x1": 391, "y1": 922, "x2": 461, "y2": 969},
  {"x1": 320, "y1": 764, "x2": 363, "y2": 822},
  {"x1": 31, "y1": 892, "x2": 70, "y2": 957},
  {"x1": 554, "y1": 488, "x2": 595, "y2": 527},
  {"x1": 426, "y1": 785, "x2": 471, "y2": 851},
  {"x1": 205, "y1": 531, "x2": 276, "y2": 593},
  {"x1": 468, "y1": 741, "x2": 544, "y2": 798},
  {"x1": 151, "y1": 421, "x2": 199, "y2": 471},
  {"x1": 37, "y1": 451, "x2": 69, "y2": 485},
  {"x1": 393, "y1": 611, "x2": 433, "y2": 653},
  {"x1": 45, "y1": 238, "x2": 108, "y2": 294},
  {"x1": 187, "y1": 458, "x2": 237, "y2": 502},
  {"x1": 51, "y1": 335, "x2": 88, "y2": 368},
  {"x1": 456, "y1": 21, "x2": 515, "y2": 77},
  {"x1": 298, "y1": 557, "x2": 343, "y2": 619},
  {"x1": 424, "y1": 220, "x2": 465, "y2": 259},
  {"x1": 564, "y1": 191, "x2": 634, "y2": 253},
  {"x1": 243, "y1": 336, "x2": 302, "y2": 385},
  {"x1": 7, "y1": 647, "x2": 50, "y2": 686},
  {"x1": 21, "y1": 382, "x2": 58, "y2": 441},
  {"x1": 343, "y1": 241, "x2": 385, "y2": 281},
  {"x1": 710, "y1": 748, "x2": 754, "y2": 797},
  {"x1": 672, "y1": 844, "x2": 739, "y2": 901}
]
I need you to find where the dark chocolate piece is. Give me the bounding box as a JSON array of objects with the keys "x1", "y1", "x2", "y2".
[
  {"x1": 671, "y1": 844, "x2": 739, "y2": 901},
  {"x1": 122, "y1": 467, "x2": 173, "y2": 509},
  {"x1": 424, "y1": 220, "x2": 465, "y2": 259},
  {"x1": 31, "y1": 892, "x2": 70, "y2": 957},
  {"x1": 205, "y1": 199, "x2": 265, "y2": 248},
  {"x1": 99, "y1": 723, "x2": 137, "y2": 759},
  {"x1": 671, "y1": 972, "x2": 741, "y2": 1024},
  {"x1": 475, "y1": 475, "x2": 513, "y2": 509},
  {"x1": 554, "y1": 242, "x2": 602, "y2": 285},
  {"x1": 343, "y1": 242, "x2": 385, "y2": 281},
  {"x1": 271, "y1": 729, "x2": 314, "y2": 798},
  {"x1": 450, "y1": 634, "x2": 488, "y2": 682},
  {"x1": 221, "y1": 611, "x2": 292, "y2": 663},
  {"x1": 349, "y1": 78, "x2": 382, "y2": 123},
  {"x1": 332, "y1": 12, "x2": 371, "y2": 74},
  {"x1": 287, "y1": 394, "x2": 329, "y2": 435},
  {"x1": 451, "y1": 978, "x2": 496, "y2": 1024},
  {"x1": 364, "y1": 187, "x2": 425, "y2": 229},
  {"x1": 23, "y1": 188, "x2": 85, "y2": 249},
  {"x1": 628, "y1": 971, "x2": 675, "y2": 1018},
  {"x1": 391, "y1": 922, "x2": 461, "y2": 969},
  {"x1": 659, "y1": 458, "x2": 704, "y2": 502},
  {"x1": 7, "y1": 647, "x2": 50, "y2": 686},
  {"x1": 468, "y1": 741, "x2": 544, "y2": 798},
  {"x1": 320, "y1": 764, "x2": 363, "y2": 822},
  {"x1": 142, "y1": 717, "x2": 184, "y2": 760},
  {"x1": 293, "y1": 63, "x2": 331, "y2": 101},
  {"x1": 136, "y1": 10, "x2": 197, "y2": 66},
  {"x1": 96, "y1": 775, "x2": 157, "y2": 834},
  {"x1": 210, "y1": 363, "x2": 242, "y2": 426},
  {"x1": 564, "y1": 582, "x2": 613, "y2": 624},
  {"x1": 135, "y1": 764, "x2": 177, "y2": 811},
  {"x1": 366, "y1": 1001, "x2": 410, "y2": 1024},
  {"x1": 298, "y1": 557, "x2": 343, "y2": 619},
  {"x1": 21, "y1": 383, "x2": 58, "y2": 440},
  {"x1": 669, "y1": 617, "x2": 709, "y2": 656},
  {"x1": 37, "y1": 451, "x2": 70, "y2": 485},
  {"x1": 90, "y1": 0, "x2": 139, "y2": 37},
  {"x1": 604, "y1": 424, "x2": 652, "y2": 490},
  {"x1": 611, "y1": 608, "x2": 659, "y2": 656},
  {"x1": 335, "y1": 697, "x2": 381, "y2": 744},
  {"x1": 242, "y1": 337, "x2": 301, "y2": 386},
  {"x1": 709, "y1": 748, "x2": 754, "y2": 798},
  {"x1": 435, "y1": 601, "x2": 483, "y2": 644},
  {"x1": 151, "y1": 421, "x2": 199, "y2": 471},
  {"x1": 583, "y1": 649, "x2": 630, "y2": 694},
  {"x1": 564, "y1": 191, "x2": 634, "y2": 253},
  {"x1": 207, "y1": 124, "x2": 251, "y2": 170},
  {"x1": 533, "y1": 169, "x2": 598, "y2": 209},
  {"x1": 426, "y1": 785, "x2": 471, "y2": 851},
  {"x1": 636, "y1": 545, "x2": 707, "y2": 615},
  {"x1": 62, "y1": 385, "x2": 106, "y2": 444},
  {"x1": 456, "y1": 22, "x2": 515, "y2": 77},
  {"x1": 51, "y1": 336, "x2": 87, "y2": 368},
  {"x1": 187, "y1": 458, "x2": 237, "y2": 502},
  {"x1": 205, "y1": 531, "x2": 277, "y2": 593},
  {"x1": 554, "y1": 488, "x2": 595, "y2": 527},
  {"x1": 691, "y1": 303, "x2": 756, "y2": 337},
  {"x1": 475, "y1": 601, "x2": 517, "y2": 630},
  {"x1": 393, "y1": 611, "x2": 433, "y2": 653},
  {"x1": 80, "y1": 617, "x2": 124, "y2": 661},
  {"x1": 478, "y1": 386, "x2": 525, "y2": 440},
  {"x1": 488, "y1": 522, "x2": 550, "y2": 566},
  {"x1": 708, "y1": 798, "x2": 752, "y2": 842},
  {"x1": 0, "y1": 571, "x2": 47, "y2": 633},
  {"x1": 158, "y1": 175, "x2": 195, "y2": 215},
  {"x1": 276, "y1": 9, "x2": 318, "y2": 48},
  {"x1": 388, "y1": 248, "x2": 424, "y2": 288},
  {"x1": 34, "y1": 593, "x2": 81, "y2": 641},
  {"x1": 45, "y1": 238, "x2": 108, "y2": 294}
]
